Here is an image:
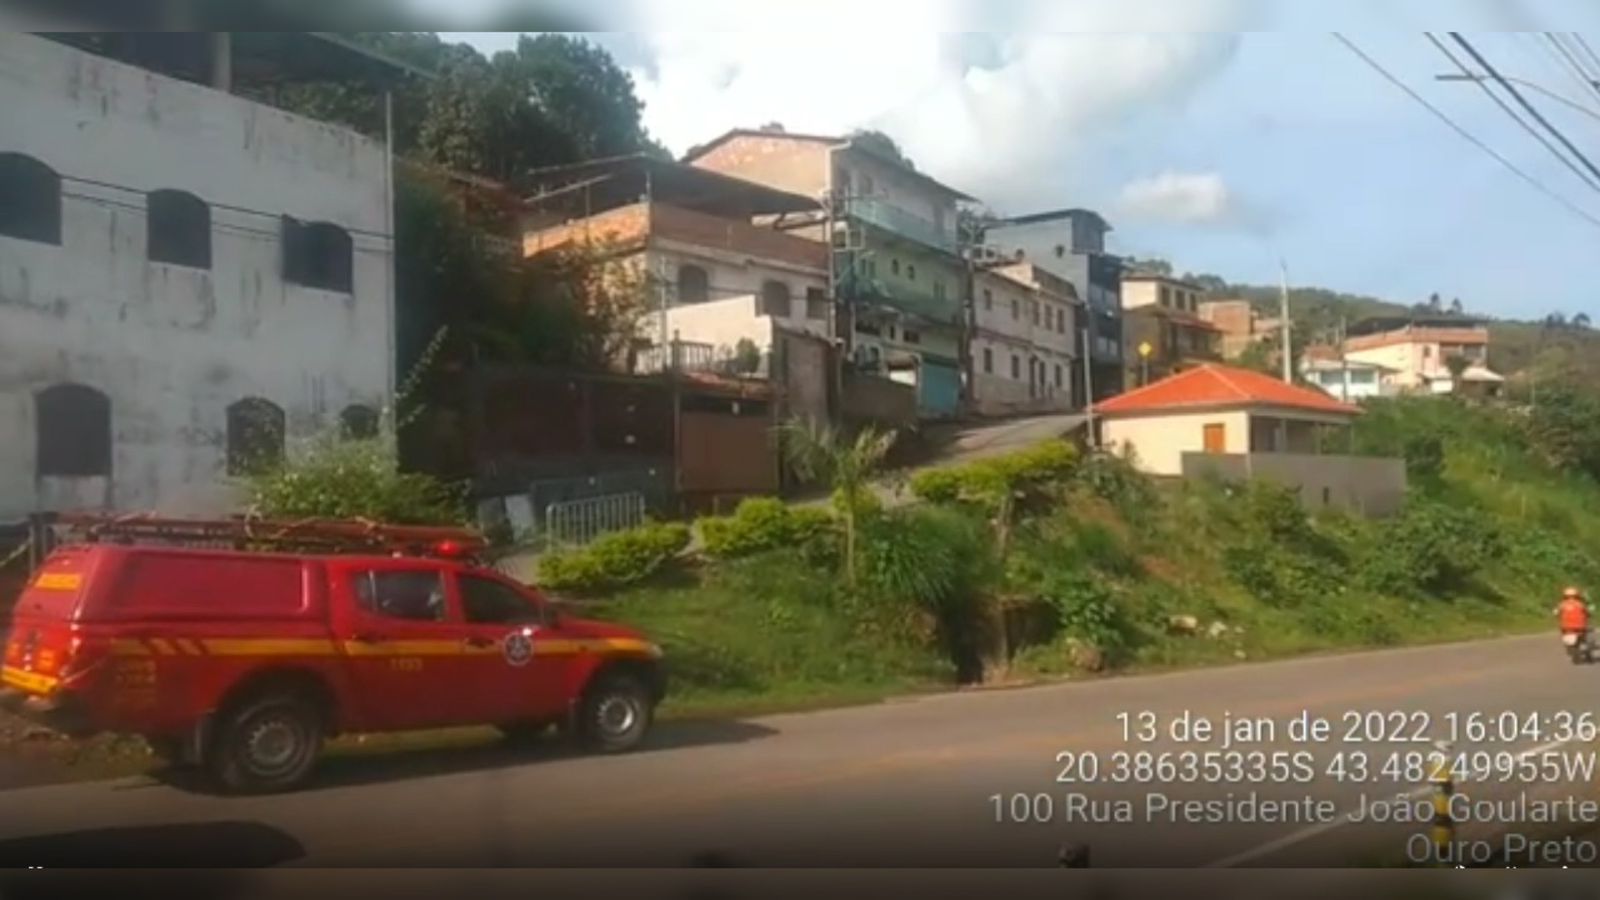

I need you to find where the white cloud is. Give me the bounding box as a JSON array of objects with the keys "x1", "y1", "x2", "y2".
[
  {"x1": 591, "y1": 1, "x2": 1259, "y2": 210},
  {"x1": 1117, "y1": 171, "x2": 1235, "y2": 224}
]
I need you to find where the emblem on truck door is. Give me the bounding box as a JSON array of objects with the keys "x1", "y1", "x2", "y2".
[{"x1": 502, "y1": 629, "x2": 534, "y2": 667}]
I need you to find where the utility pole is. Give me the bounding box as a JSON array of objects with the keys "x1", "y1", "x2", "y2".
[
  {"x1": 1279, "y1": 259, "x2": 1293, "y2": 383},
  {"x1": 1338, "y1": 315, "x2": 1349, "y2": 402},
  {"x1": 647, "y1": 169, "x2": 668, "y2": 356},
  {"x1": 1081, "y1": 327, "x2": 1097, "y2": 450}
]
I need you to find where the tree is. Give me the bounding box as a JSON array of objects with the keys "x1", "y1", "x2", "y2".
[
  {"x1": 511, "y1": 34, "x2": 656, "y2": 161},
  {"x1": 265, "y1": 32, "x2": 659, "y2": 182},
  {"x1": 1449, "y1": 297, "x2": 1464, "y2": 315},
  {"x1": 730, "y1": 338, "x2": 763, "y2": 375},
  {"x1": 1427, "y1": 292, "x2": 1442, "y2": 312},
  {"x1": 1444, "y1": 353, "x2": 1472, "y2": 391},
  {"x1": 848, "y1": 128, "x2": 916, "y2": 170},
  {"x1": 1527, "y1": 382, "x2": 1600, "y2": 476},
  {"x1": 759, "y1": 121, "x2": 787, "y2": 133},
  {"x1": 533, "y1": 240, "x2": 654, "y2": 371},
  {"x1": 779, "y1": 421, "x2": 897, "y2": 586},
  {"x1": 418, "y1": 50, "x2": 577, "y2": 182},
  {"x1": 1235, "y1": 339, "x2": 1275, "y2": 374},
  {"x1": 1576, "y1": 312, "x2": 1593, "y2": 330},
  {"x1": 1546, "y1": 311, "x2": 1569, "y2": 331}
]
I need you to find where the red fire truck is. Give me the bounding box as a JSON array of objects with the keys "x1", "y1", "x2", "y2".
[{"x1": 1, "y1": 515, "x2": 666, "y2": 793}]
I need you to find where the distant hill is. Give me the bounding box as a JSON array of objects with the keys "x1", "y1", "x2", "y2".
[{"x1": 1203, "y1": 279, "x2": 1600, "y2": 386}]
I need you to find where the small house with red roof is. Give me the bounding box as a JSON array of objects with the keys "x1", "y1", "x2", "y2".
[{"x1": 1093, "y1": 363, "x2": 1405, "y2": 514}]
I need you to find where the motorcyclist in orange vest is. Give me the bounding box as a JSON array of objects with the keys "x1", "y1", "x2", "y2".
[{"x1": 1555, "y1": 587, "x2": 1592, "y2": 635}]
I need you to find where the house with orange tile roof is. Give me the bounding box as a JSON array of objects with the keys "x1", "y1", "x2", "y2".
[{"x1": 1092, "y1": 363, "x2": 1406, "y2": 515}]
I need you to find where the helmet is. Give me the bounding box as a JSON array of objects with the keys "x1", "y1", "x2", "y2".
[{"x1": 1565, "y1": 587, "x2": 1584, "y2": 599}]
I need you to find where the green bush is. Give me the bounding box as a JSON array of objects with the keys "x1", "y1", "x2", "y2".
[
  {"x1": 1039, "y1": 569, "x2": 1129, "y2": 653},
  {"x1": 1074, "y1": 451, "x2": 1158, "y2": 517},
  {"x1": 908, "y1": 466, "x2": 964, "y2": 504},
  {"x1": 860, "y1": 506, "x2": 991, "y2": 612},
  {"x1": 1363, "y1": 500, "x2": 1504, "y2": 596},
  {"x1": 1221, "y1": 537, "x2": 1338, "y2": 609},
  {"x1": 537, "y1": 521, "x2": 691, "y2": 594},
  {"x1": 244, "y1": 433, "x2": 466, "y2": 525},
  {"x1": 1243, "y1": 481, "x2": 1311, "y2": 544},
  {"x1": 1072, "y1": 521, "x2": 1143, "y2": 578},
  {"x1": 598, "y1": 552, "x2": 952, "y2": 696},
  {"x1": 699, "y1": 497, "x2": 840, "y2": 563},
  {"x1": 1402, "y1": 434, "x2": 1446, "y2": 483},
  {"x1": 910, "y1": 440, "x2": 1079, "y2": 508}
]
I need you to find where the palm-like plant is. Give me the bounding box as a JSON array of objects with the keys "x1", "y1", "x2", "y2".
[{"x1": 779, "y1": 419, "x2": 896, "y2": 585}]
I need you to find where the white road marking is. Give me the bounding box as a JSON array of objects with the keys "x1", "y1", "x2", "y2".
[{"x1": 1205, "y1": 737, "x2": 1577, "y2": 868}]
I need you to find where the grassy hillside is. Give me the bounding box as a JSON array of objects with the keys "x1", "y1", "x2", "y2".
[{"x1": 571, "y1": 395, "x2": 1597, "y2": 715}]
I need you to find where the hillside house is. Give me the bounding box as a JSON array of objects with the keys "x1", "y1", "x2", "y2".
[
  {"x1": 685, "y1": 128, "x2": 974, "y2": 420},
  {"x1": 1094, "y1": 363, "x2": 1406, "y2": 515},
  {"x1": 1120, "y1": 273, "x2": 1222, "y2": 386},
  {"x1": 1342, "y1": 314, "x2": 1502, "y2": 397},
  {"x1": 969, "y1": 262, "x2": 1081, "y2": 417}
]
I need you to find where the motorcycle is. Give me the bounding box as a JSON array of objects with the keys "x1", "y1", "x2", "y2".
[{"x1": 1562, "y1": 629, "x2": 1593, "y2": 665}]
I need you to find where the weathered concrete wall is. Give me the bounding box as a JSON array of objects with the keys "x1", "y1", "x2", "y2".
[
  {"x1": 0, "y1": 33, "x2": 392, "y2": 519},
  {"x1": 841, "y1": 371, "x2": 917, "y2": 428},
  {"x1": 1183, "y1": 452, "x2": 1407, "y2": 517},
  {"x1": 776, "y1": 327, "x2": 833, "y2": 427}
]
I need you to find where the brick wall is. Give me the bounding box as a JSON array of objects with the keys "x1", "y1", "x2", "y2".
[
  {"x1": 524, "y1": 202, "x2": 827, "y2": 272},
  {"x1": 523, "y1": 204, "x2": 649, "y2": 256},
  {"x1": 1199, "y1": 300, "x2": 1255, "y2": 336},
  {"x1": 689, "y1": 135, "x2": 830, "y2": 197}
]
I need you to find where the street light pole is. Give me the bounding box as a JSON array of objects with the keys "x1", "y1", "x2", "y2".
[
  {"x1": 1278, "y1": 259, "x2": 1293, "y2": 384},
  {"x1": 1435, "y1": 72, "x2": 1600, "y2": 124}
]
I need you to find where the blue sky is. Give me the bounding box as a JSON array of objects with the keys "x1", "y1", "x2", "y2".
[{"x1": 447, "y1": 2, "x2": 1600, "y2": 320}]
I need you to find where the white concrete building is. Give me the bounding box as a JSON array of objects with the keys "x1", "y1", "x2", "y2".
[
  {"x1": 1342, "y1": 314, "x2": 1500, "y2": 396},
  {"x1": 0, "y1": 33, "x2": 395, "y2": 520},
  {"x1": 1300, "y1": 359, "x2": 1399, "y2": 402},
  {"x1": 969, "y1": 263, "x2": 1080, "y2": 417}
]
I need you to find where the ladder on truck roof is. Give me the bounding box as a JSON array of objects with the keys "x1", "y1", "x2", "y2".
[{"x1": 36, "y1": 513, "x2": 489, "y2": 560}]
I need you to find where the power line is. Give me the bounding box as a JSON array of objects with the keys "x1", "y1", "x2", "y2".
[
  {"x1": 1450, "y1": 33, "x2": 1600, "y2": 185},
  {"x1": 1425, "y1": 33, "x2": 1600, "y2": 193},
  {"x1": 1575, "y1": 34, "x2": 1600, "y2": 77},
  {"x1": 1329, "y1": 33, "x2": 1600, "y2": 232},
  {"x1": 1552, "y1": 32, "x2": 1600, "y2": 83},
  {"x1": 1543, "y1": 32, "x2": 1600, "y2": 103}
]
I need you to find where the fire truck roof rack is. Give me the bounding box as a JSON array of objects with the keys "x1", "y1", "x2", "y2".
[{"x1": 38, "y1": 513, "x2": 489, "y2": 559}]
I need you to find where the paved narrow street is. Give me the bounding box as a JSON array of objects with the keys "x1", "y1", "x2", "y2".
[{"x1": 2, "y1": 633, "x2": 1596, "y2": 868}]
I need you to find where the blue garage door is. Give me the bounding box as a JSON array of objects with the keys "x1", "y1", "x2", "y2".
[{"x1": 918, "y1": 360, "x2": 962, "y2": 419}]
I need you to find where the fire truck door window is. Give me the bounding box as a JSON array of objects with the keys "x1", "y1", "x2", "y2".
[
  {"x1": 352, "y1": 570, "x2": 446, "y2": 622},
  {"x1": 458, "y1": 574, "x2": 544, "y2": 626}
]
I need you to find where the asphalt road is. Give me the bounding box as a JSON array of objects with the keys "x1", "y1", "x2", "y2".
[{"x1": 3, "y1": 632, "x2": 1599, "y2": 869}]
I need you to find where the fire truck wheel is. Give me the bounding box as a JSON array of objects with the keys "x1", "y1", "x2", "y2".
[
  {"x1": 578, "y1": 673, "x2": 652, "y2": 754},
  {"x1": 208, "y1": 691, "x2": 324, "y2": 794}
]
